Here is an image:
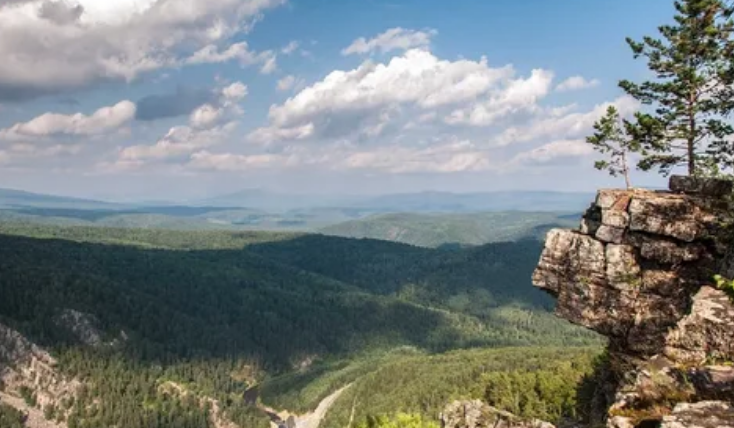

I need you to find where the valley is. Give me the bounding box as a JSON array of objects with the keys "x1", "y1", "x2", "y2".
[{"x1": 0, "y1": 195, "x2": 599, "y2": 428}]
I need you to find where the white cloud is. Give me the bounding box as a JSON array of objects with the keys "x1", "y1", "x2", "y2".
[
  {"x1": 341, "y1": 140, "x2": 490, "y2": 173},
  {"x1": 444, "y1": 69, "x2": 555, "y2": 126},
  {"x1": 188, "y1": 150, "x2": 288, "y2": 171},
  {"x1": 0, "y1": 142, "x2": 82, "y2": 167},
  {"x1": 186, "y1": 42, "x2": 277, "y2": 74},
  {"x1": 512, "y1": 139, "x2": 593, "y2": 165},
  {"x1": 260, "y1": 55, "x2": 278, "y2": 74},
  {"x1": 251, "y1": 49, "x2": 555, "y2": 145},
  {"x1": 496, "y1": 95, "x2": 639, "y2": 146},
  {"x1": 0, "y1": 100, "x2": 135, "y2": 139},
  {"x1": 185, "y1": 137, "x2": 491, "y2": 174},
  {"x1": 189, "y1": 104, "x2": 223, "y2": 129},
  {"x1": 257, "y1": 50, "x2": 519, "y2": 139},
  {"x1": 342, "y1": 27, "x2": 437, "y2": 56},
  {"x1": 221, "y1": 81, "x2": 248, "y2": 102},
  {"x1": 249, "y1": 123, "x2": 315, "y2": 144},
  {"x1": 0, "y1": 0, "x2": 285, "y2": 100},
  {"x1": 281, "y1": 40, "x2": 300, "y2": 55},
  {"x1": 120, "y1": 121, "x2": 238, "y2": 162},
  {"x1": 9, "y1": 143, "x2": 82, "y2": 157},
  {"x1": 555, "y1": 76, "x2": 600, "y2": 92}
]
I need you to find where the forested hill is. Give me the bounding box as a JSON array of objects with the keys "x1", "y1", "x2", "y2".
[
  {"x1": 318, "y1": 212, "x2": 579, "y2": 248},
  {"x1": 0, "y1": 222, "x2": 598, "y2": 428}
]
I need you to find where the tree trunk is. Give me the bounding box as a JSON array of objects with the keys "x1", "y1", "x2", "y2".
[
  {"x1": 622, "y1": 152, "x2": 632, "y2": 189},
  {"x1": 688, "y1": 91, "x2": 696, "y2": 175}
]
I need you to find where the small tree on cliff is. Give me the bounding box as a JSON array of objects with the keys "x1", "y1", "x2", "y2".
[
  {"x1": 616, "y1": 0, "x2": 734, "y2": 176},
  {"x1": 587, "y1": 106, "x2": 639, "y2": 189}
]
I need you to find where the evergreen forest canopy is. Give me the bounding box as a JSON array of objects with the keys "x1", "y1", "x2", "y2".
[{"x1": 0, "y1": 221, "x2": 600, "y2": 428}]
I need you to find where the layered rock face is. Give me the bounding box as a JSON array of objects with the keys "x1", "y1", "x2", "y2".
[{"x1": 533, "y1": 177, "x2": 734, "y2": 428}]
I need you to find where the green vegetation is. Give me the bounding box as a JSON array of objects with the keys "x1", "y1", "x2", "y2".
[
  {"x1": 587, "y1": 106, "x2": 638, "y2": 189},
  {"x1": 0, "y1": 220, "x2": 598, "y2": 428},
  {"x1": 357, "y1": 413, "x2": 439, "y2": 428},
  {"x1": 588, "y1": 0, "x2": 734, "y2": 177},
  {"x1": 319, "y1": 212, "x2": 579, "y2": 248},
  {"x1": 314, "y1": 347, "x2": 599, "y2": 428},
  {"x1": 0, "y1": 403, "x2": 26, "y2": 428}
]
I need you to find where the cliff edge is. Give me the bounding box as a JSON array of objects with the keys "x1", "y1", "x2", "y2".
[{"x1": 533, "y1": 176, "x2": 734, "y2": 428}]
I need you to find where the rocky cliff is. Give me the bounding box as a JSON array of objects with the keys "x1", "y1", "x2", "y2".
[
  {"x1": 0, "y1": 322, "x2": 81, "y2": 427},
  {"x1": 532, "y1": 176, "x2": 734, "y2": 428}
]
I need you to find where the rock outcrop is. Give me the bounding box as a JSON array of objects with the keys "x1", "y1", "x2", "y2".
[
  {"x1": 532, "y1": 176, "x2": 734, "y2": 428},
  {"x1": 0, "y1": 322, "x2": 80, "y2": 427},
  {"x1": 440, "y1": 400, "x2": 556, "y2": 428}
]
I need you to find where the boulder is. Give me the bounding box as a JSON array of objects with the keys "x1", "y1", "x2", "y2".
[{"x1": 669, "y1": 175, "x2": 733, "y2": 197}]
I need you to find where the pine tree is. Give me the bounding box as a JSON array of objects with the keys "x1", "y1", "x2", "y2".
[
  {"x1": 587, "y1": 106, "x2": 638, "y2": 189},
  {"x1": 619, "y1": 0, "x2": 734, "y2": 176}
]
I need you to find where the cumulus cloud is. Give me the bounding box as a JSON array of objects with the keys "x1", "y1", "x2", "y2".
[
  {"x1": 221, "y1": 82, "x2": 248, "y2": 102},
  {"x1": 496, "y1": 95, "x2": 639, "y2": 146},
  {"x1": 555, "y1": 76, "x2": 600, "y2": 92},
  {"x1": 250, "y1": 49, "x2": 550, "y2": 144},
  {"x1": 135, "y1": 81, "x2": 247, "y2": 122},
  {"x1": 512, "y1": 139, "x2": 593, "y2": 166},
  {"x1": 120, "y1": 121, "x2": 238, "y2": 162},
  {"x1": 117, "y1": 80, "x2": 248, "y2": 166},
  {"x1": 342, "y1": 27, "x2": 437, "y2": 55},
  {"x1": 444, "y1": 69, "x2": 555, "y2": 126},
  {"x1": 186, "y1": 42, "x2": 277, "y2": 74},
  {"x1": 189, "y1": 104, "x2": 224, "y2": 129},
  {"x1": 0, "y1": 0, "x2": 285, "y2": 100},
  {"x1": 0, "y1": 100, "x2": 135, "y2": 139},
  {"x1": 38, "y1": 0, "x2": 85, "y2": 25}
]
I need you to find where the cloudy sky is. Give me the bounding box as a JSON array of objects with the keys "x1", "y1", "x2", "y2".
[{"x1": 0, "y1": 0, "x2": 675, "y2": 201}]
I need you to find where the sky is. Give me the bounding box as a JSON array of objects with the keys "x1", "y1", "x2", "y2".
[{"x1": 0, "y1": 0, "x2": 678, "y2": 201}]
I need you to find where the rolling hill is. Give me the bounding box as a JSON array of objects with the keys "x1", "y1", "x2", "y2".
[{"x1": 319, "y1": 211, "x2": 581, "y2": 248}]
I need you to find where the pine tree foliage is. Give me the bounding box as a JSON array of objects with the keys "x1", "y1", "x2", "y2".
[
  {"x1": 587, "y1": 106, "x2": 639, "y2": 188},
  {"x1": 618, "y1": 0, "x2": 734, "y2": 176}
]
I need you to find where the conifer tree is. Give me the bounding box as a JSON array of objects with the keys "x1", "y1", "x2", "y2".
[
  {"x1": 587, "y1": 106, "x2": 638, "y2": 189},
  {"x1": 617, "y1": 0, "x2": 734, "y2": 176}
]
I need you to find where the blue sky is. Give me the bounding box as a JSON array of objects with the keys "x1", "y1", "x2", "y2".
[{"x1": 0, "y1": 0, "x2": 676, "y2": 201}]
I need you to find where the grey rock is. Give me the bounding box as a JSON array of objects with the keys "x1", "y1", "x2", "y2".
[
  {"x1": 533, "y1": 186, "x2": 734, "y2": 426},
  {"x1": 602, "y1": 209, "x2": 631, "y2": 229},
  {"x1": 665, "y1": 286, "x2": 734, "y2": 365},
  {"x1": 661, "y1": 401, "x2": 734, "y2": 428},
  {"x1": 669, "y1": 175, "x2": 733, "y2": 197},
  {"x1": 596, "y1": 225, "x2": 626, "y2": 244}
]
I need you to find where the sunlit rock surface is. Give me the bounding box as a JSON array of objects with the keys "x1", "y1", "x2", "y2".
[{"x1": 532, "y1": 176, "x2": 734, "y2": 428}]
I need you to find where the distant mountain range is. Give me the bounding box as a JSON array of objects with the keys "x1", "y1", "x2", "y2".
[
  {"x1": 0, "y1": 188, "x2": 123, "y2": 210},
  {"x1": 0, "y1": 187, "x2": 591, "y2": 242},
  {"x1": 0, "y1": 187, "x2": 589, "y2": 211}
]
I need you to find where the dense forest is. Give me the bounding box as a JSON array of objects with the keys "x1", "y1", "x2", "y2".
[{"x1": 0, "y1": 221, "x2": 598, "y2": 428}]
